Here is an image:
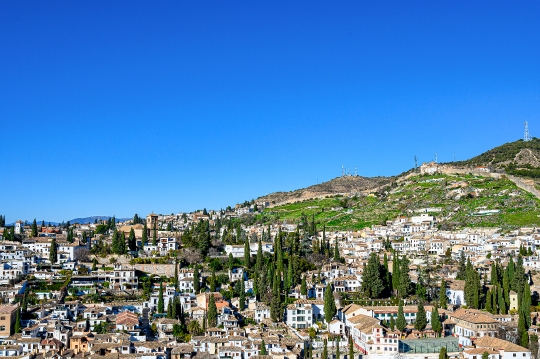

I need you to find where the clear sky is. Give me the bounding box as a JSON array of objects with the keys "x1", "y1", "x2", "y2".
[{"x1": 1, "y1": 1, "x2": 539, "y2": 222}]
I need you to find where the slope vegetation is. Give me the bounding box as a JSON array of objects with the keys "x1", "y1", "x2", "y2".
[
  {"x1": 257, "y1": 175, "x2": 391, "y2": 206},
  {"x1": 259, "y1": 173, "x2": 540, "y2": 231}
]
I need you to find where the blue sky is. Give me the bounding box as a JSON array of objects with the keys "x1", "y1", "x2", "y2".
[{"x1": 1, "y1": 1, "x2": 539, "y2": 222}]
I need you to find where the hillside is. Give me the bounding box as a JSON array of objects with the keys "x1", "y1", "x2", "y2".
[
  {"x1": 453, "y1": 138, "x2": 540, "y2": 176},
  {"x1": 258, "y1": 172, "x2": 540, "y2": 231},
  {"x1": 257, "y1": 175, "x2": 391, "y2": 206}
]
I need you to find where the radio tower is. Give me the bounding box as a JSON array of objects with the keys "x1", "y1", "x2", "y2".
[
  {"x1": 342, "y1": 165, "x2": 345, "y2": 177},
  {"x1": 524, "y1": 121, "x2": 532, "y2": 142},
  {"x1": 355, "y1": 166, "x2": 358, "y2": 176}
]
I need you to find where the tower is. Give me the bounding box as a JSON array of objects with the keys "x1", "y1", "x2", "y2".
[
  {"x1": 524, "y1": 121, "x2": 531, "y2": 142},
  {"x1": 414, "y1": 155, "x2": 418, "y2": 173},
  {"x1": 435, "y1": 153, "x2": 438, "y2": 163},
  {"x1": 355, "y1": 166, "x2": 358, "y2": 176},
  {"x1": 342, "y1": 165, "x2": 344, "y2": 177}
]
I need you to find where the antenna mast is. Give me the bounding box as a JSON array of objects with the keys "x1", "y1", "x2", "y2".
[{"x1": 525, "y1": 121, "x2": 532, "y2": 142}]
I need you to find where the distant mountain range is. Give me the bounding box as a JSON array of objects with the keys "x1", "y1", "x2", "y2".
[{"x1": 8, "y1": 216, "x2": 131, "y2": 227}]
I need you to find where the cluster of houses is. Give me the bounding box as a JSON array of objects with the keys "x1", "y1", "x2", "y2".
[{"x1": 0, "y1": 210, "x2": 538, "y2": 359}]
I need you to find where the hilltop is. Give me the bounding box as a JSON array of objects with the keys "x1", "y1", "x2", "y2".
[
  {"x1": 252, "y1": 138, "x2": 540, "y2": 231},
  {"x1": 256, "y1": 175, "x2": 391, "y2": 206},
  {"x1": 453, "y1": 138, "x2": 540, "y2": 176},
  {"x1": 258, "y1": 172, "x2": 540, "y2": 231}
]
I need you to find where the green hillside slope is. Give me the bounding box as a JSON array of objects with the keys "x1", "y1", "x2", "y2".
[{"x1": 259, "y1": 173, "x2": 540, "y2": 231}]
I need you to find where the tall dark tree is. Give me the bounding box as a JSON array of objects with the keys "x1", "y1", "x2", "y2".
[
  {"x1": 397, "y1": 255, "x2": 412, "y2": 298},
  {"x1": 239, "y1": 280, "x2": 246, "y2": 311},
  {"x1": 49, "y1": 238, "x2": 57, "y2": 264},
  {"x1": 31, "y1": 219, "x2": 38, "y2": 237},
  {"x1": 256, "y1": 239, "x2": 263, "y2": 272},
  {"x1": 324, "y1": 283, "x2": 336, "y2": 322},
  {"x1": 456, "y1": 251, "x2": 466, "y2": 280},
  {"x1": 193, "y1": 265, "x2": 200, "y2": 293},
  {"x1": 362, "y1": 252, "x2": 385, "y2": 298},
  {"x1": 142, "y1": 222, "x2": 148, "y2": 247},
  {"x1": 128, "y1": 228, "x2": 136, "y2": 251},
  {"x1": 396, "y1": 300, "x2": 406, "y2": 334},
  {"x1": 439, "y1": 279, "x2": 448, "y2": 309},
  {"x1": 431, "y1": 304, "x2": 442, "y2": 336},
  {"x1": 208, "y1": 294, "x2": 217, "y2": 327},
  {"x1": 152, "y1": 223, "x2": 157, "y2": 246},
  {"x1": 210, "y1": 268, "x2": 217, "y2": 292},
  {"x1": 414, "y1": 301, "x2": 427, "y2": 331},
  {"x1": 260, "y1": 340, "x2": 267, "y2": 355},
  {"x1": 244, "y1": 237, "x2": 250, "y2": 268},
  {"x1": 301, "y1": 276, "x2": 307, "y2": 297},
  {"x1": 348, "y1": 335, "x2": 354, "y2": 359},
  {"x1": 439, "y1": 347, "x2": 448, "y2": 359},
  {"x1": 333, "y1": 239, "x2": 340, "y2": 261},
  {"x1": 158, "y1": 281, "x2": 164, "y2": 313}
]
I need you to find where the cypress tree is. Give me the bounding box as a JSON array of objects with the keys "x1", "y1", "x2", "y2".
[
  {"x1": 491, "y1": 288, "x2": 498, "y2": 315},
  {"x1": 158, "y1": 281, "x2": 164, "y2": 313},
  {"x1": 193, "y1": 265, "x2": 200, "y2": 293},
  {"x1": 208, "y1": 294, "x2": 217, "y2": 327},
  {"x1": 324, "y1": 283, "x2": 336, "y2": 322},
  {"x1": 498, "y1": 287, "x2": 506, "y2": 314},
  {"x1": 392, "y1": 252, "x2": 401, "y2": 292},
  {"x1": 260, "y1": 340, "x2": 267, "y2": 355},
  {"x1": 362, "y1": 252, "x2": 385, "y2": 299},
  {"x1": 171, "y1": 295, "x2": 177, "y2": 319},
  {"x1": 389, "y1": 315, "x2": 395, "y2": 331},
  {"x1": 335, "y1": 337, "x2": 340, "y2": 359},
  {"x1": 439, "y1": 347, "x2": 448, "y2": 359},
  {"x1": 334, "y1": 239, "x2": 340, "y2": 261},
  {"x1": 228, "y1": 253, "x2": 234, "y2": 271},
  {"x1": 128, "y1": 228, "x2": 136, "y2": 251},
  {"x1": 431, "y1": 304, "x2": 442, "y2": 336},
  {"x1": 522, "y1": 281, "x2": 532, "y2": 328},
  {"x1": 514, "y1": 255, "x2": 526, "y2": 297},
  {"x1": 396, "y1": 300, "x2": 406, "y2": 334},
  {"x1": 31, "y1": 219, "x2": 38, "y2": 237},
  {"x1": 210, "y1": 268, "x2": 217, "y2": 292},
  {"x1": 456, "y1": 251, "x2": 466, "y2": 280},
  {"x1": 348, "y1": 335, "x2": 354, "y2": 359},
  {"x1": 152, "y1": 224, "x2": 157, "y2": 246},
  {"x1": 240, "y1": 280, "x2": 246, "y2": 310},
  {"x1": 301, "y1": 276, "x2": 307, "y2": 297},
  {"x1": 439, "y1": 279, "x2": 448, "y2": 309},
  {"x1": 142, "y1": 222, "x2": 148, "y2": 247},
  {"x1": 244, "y1": 237, "x2": 251, "y2": 268},
  {"x1": 398, "y1": 256, "x2": 412, "y2": 298},
  {"x1": 167, "y1": 299, "x2": 173, "y2": 318},
  {"x1": 256, "y1": 239, "x2": 263, "y2": 272},
  {"x1": 49, "y1": 238, "x2": 57, "y2": 264},
  {"x1": 503, "y1": 269, "x2": 510, "y2": 305},
  {"x1": 270, "y1": 270, "x2": 281, "y2": 322},
  {"x1": 508, "y1": 256, "x2": 515, "y2": 282},
  {"x1": 174, "y1": 260, "x2": 179, "y2": 291},
  {"x1": 92, "y1": 258, "x2": 97, "y2": 271},
  {"x1": 119, "y1": 231, "x2": 127, "y2": 254},
  {"x1": 415, "y1": 301, "x2": 427, "y2": 331},
  {"x1": 322, "y1": 339, "x2": 328, "y2": 359},
  {"x1": 14, "y1": 309, "x2": 21, "y2": 333},
  {"x1": 491, "y1": 262, "x2": 498, "y2": 285},
  {"x1": 486, "y1": 289, "x2": 492, "y2": 313}
]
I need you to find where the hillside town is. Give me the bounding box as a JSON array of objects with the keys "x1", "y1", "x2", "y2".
[{"x1": 0, "y1": 204, "x2": 538, "y2": 359}]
